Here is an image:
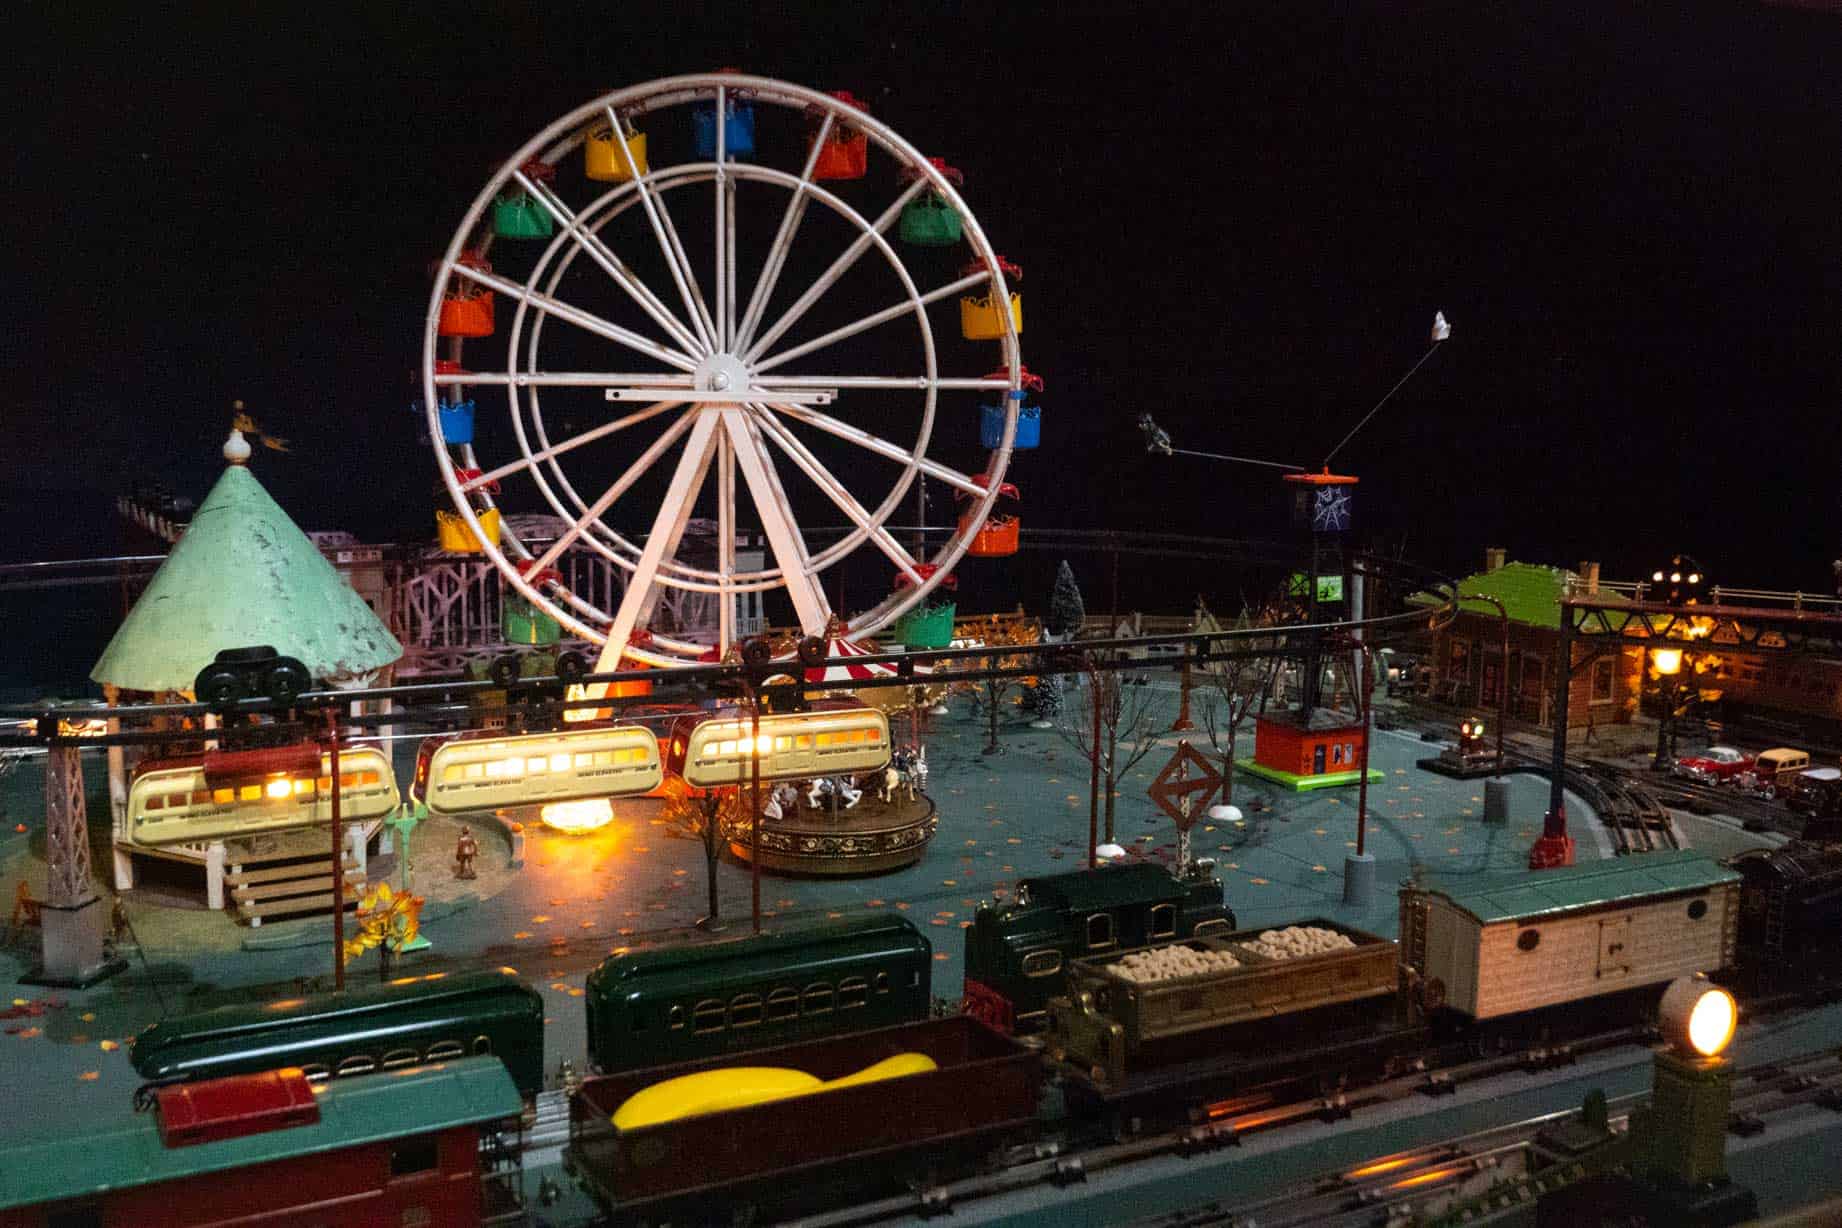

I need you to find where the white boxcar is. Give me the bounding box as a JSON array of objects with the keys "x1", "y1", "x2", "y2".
[{"x1": 1401, "y1": 850, "x2": 1740, "y2": 1020}]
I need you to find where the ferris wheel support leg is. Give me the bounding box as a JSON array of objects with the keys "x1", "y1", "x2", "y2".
[
  {"x1": 723, "y1": 410, "x2": 833, "y2": 637},
  {"x1": 592, "y1": 413, "x2": 723, "y2": 677}
]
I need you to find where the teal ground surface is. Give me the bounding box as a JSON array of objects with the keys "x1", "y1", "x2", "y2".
[{"x1": 0, "y1": 683, "x2": 1648, "y2": 1160}]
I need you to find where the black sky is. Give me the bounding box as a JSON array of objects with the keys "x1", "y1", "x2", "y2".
[{"x1": 7, "y1": 2, "x2": 1842, "y2": 596}]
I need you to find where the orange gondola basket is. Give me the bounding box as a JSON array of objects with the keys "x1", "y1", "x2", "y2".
[
  {"x1": 808, "y1": 90, "x2": 870, "y2": 181},
  {"x1": 438, "y1": 253, "x2": 495, "y2": 338},
  {"x1": 956, "y1": 474, "x2": 1021, "y2": 558}
]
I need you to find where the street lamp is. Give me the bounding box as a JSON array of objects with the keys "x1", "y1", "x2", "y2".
[{"x1": 1651, "y1": 646, "x2": 1684, "y2": 772}]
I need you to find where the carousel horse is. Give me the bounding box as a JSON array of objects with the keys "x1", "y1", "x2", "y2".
[{"x1": 806, "y1": 775, "x2": 864, "y2": 810}]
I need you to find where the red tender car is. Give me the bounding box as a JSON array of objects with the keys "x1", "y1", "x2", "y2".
[{"x1": 1673, "y1": 745, "x2": 1753, "y2": 784}]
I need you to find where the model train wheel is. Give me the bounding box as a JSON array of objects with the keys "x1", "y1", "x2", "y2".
[{"x1": 1421, "y1": 976, "x2": 1447, "y2": 1012}]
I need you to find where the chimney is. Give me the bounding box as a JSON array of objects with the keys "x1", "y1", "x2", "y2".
[
  {"x1": 1485, "y1": 547, "x2": 1506, "y2": 572},
  {"x1": 1578, "y1": 561, "x2": 1600, "y2": 595}
]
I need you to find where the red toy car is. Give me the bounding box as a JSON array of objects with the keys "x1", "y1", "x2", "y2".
[{"x1": 1673, "y1": 744, "x2": 1753, "y2": 785}]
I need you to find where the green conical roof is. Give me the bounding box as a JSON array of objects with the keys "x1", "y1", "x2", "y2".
[{"x1": 92, "y1": 456, "x2": 401, "y2": 692}]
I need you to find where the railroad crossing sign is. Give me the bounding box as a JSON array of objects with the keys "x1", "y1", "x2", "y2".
[{"x1": 1148, "y1": 741, "x2": 1221, "y2": 832}]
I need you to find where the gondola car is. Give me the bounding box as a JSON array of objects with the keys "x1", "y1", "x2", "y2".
[
  {"x1": 962, "y1": 861, "x2": 1234, "y2": 1034},
  {"x1": 585, "y1": 915, "x2": 932, "y2": 1073},
  {"x1": 0, "y1": 1059, "x2": 524, "y2": 1228},
  {"x1": 130, "y1": 968, "x2": 546, "y2": 1100}
]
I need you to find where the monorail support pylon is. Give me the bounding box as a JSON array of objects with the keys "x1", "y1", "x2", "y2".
[{"x1": 24, "y1": 742, "x2": 123, "y2": 987}]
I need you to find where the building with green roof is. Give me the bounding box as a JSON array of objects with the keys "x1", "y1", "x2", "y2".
[
  {"x1": 1409, "y1": 550, "x2": 1640, "y2": 733},
  {"x1": 92, "y1": 433, "x2": 401, "y2": 695}
]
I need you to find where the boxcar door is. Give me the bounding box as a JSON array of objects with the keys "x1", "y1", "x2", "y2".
[
  {"x1": 1596, "y1": 915, "x2": 1633, "y2": 982},
  {"x1": 1313, "y1": 744, "x2": 1327, "y2": 774}
]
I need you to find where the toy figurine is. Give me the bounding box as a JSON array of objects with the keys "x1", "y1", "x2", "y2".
[{"x1": 454, "y1": 827, "x2": 478, "y2": 880}]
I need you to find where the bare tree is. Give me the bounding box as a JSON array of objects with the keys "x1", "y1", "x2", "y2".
[
  {"x1": 1057, "y1": 657, "x2": 1166, "y2": 844},
  {"x1": 1193, "y1": 599, "x2": 1285, "y2": 810},
  {"x1": 659, "y1": 784, "x2": 738, "y2": 931}
]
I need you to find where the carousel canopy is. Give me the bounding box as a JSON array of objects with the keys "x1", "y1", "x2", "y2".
[
  {"x1": 91, "y1": 435, "x2": 403, "y2": 693},
  {"x1": 800, "y1": 635, "x2": 902, "y2": 686}
]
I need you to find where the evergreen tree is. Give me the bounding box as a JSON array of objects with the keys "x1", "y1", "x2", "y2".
[
  {"x1": 1032, "y1": 671, "x2": 1063, "y2": 725},
  {"x1": 1047, "y1": 560, "x2": 1086, "y2": 640}
]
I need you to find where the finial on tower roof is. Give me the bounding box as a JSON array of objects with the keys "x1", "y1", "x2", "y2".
[{"x1": 224, "y1": 428, "x2": 252, "y2": 465}]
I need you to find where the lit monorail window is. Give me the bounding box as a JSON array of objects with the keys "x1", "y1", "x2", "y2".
[
  {"x1": 239, "y1": 784, "x2": 262, "y2": 802},
  {"x1": 550, "y1": 752, "x2": 570, "y2": 772}
]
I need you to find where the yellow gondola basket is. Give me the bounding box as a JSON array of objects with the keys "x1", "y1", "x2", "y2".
[
  {"x1": 960, "y1": 292, "x2": 1023, "y2": 341},
  {"x1": 436, "y1": 507, "x2": 502, "y2": 553},
  {"x1": 586, "y1": 127, "x2": 649, "y2": 182}
]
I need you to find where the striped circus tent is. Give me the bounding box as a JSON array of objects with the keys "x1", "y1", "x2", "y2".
[{"x1": 801, "y1": 634, "x2": 903, "y2": 686}]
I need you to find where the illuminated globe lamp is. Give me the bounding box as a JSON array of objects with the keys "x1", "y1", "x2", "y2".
[
  {"x1": 1632, "y1": 974, "x2": 1756, "y2": 1223},
  {"x1": 539, "y1": 798, "x2": 615, "y2": 834}
]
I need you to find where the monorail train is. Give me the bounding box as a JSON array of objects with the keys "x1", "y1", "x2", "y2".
[
  {"x1": 125, "y1": 744, "x2": 399, "y2": 847},
  {"x1": 668, "y1": 701, "x2": 892, "y2": 788},
  {"x1": 962, "y1": 861, "x2": 1236, "y2": 1033},
  {"x1": 585, "y1": 914, "x2": 932, "y2": 1073},
  {"x1": 411, "y1": 723, "x2": 664, "y2": 815},
  {"x1": 130, "y1": 968, "x2": 546, "y2": 1100}
]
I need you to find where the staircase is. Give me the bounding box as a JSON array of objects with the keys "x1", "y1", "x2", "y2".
[{"x1": 225, "y1": 852, "x2": 365, "y2": 927}]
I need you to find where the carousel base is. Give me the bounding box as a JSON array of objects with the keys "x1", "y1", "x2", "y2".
[{"x1": 725, "y1": 793, "x2": 939, "y2": 876}]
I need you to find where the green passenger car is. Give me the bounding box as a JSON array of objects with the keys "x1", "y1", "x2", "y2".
[
  {"x1": 129, "y1": 968, "x2": 547, "y2": 1099},
  {"x1": 585, "y1": 916, "x2": 933, "y2": 1073},
  {"x1": 962, "y1": 862, "x2": 1235, "y2": 1034}
]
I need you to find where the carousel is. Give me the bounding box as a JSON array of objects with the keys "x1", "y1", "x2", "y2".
[{"x1": 720, "y1": 623, "x2": 940, "y2": 875}]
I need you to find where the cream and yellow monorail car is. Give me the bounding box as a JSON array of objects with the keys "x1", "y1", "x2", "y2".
[
  {"x1": 415, "y1": 724, "x2": 663, "y2": 816},
  {"x1": 678, "y1": 705, "x2": 892, "y2": 788},
  {"x1": 126, "y1": 747, "x2": 400, "y2": 848}
]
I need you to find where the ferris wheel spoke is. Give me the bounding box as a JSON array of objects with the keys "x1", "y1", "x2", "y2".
[
  {"x1": 525, "y1": 408, "x2": 701, "y2": 577},
  {"x1": 732, "y1": 112, "x2": 832, "y2": 354},
  {"x1": 604, "y1": 104, "x2": 718, "y2": 355},
  {"x1": 591, "y1": 412, "x2": 724, "y2": 674},
  {"x1": 752, "y1": 271, "x2": 987, "y2": 375},
  {"x1": 513, "y1": 168, "x2": 705, "y2": 356},
  {"x1": 714, "y1": 87, "x2": 729, "y2": 350},
  {"x1": 753, "y1": 408, "x2": 924, "y2": 585},
  {"x1": 717, "y1": 428, "x2": 735, "y2": 655},
  {"x1": 720, "y1": 410, "x2": 832, "y2": 636},
  {"x1": 741, "y1": 179, "x2": 928, "y2": 364},
  {"x1": 761, "y1": 401, "x2": 988, "y2": 498},
  {"x1": 456, "y1": 262, "x2": 698, "y2": 372},
  {"x1": 466, "y1": 400, "x2": 687, "y2": 490},
  {"x1": 758, "y1": 375, "x2": 1011, "y2": 391}
]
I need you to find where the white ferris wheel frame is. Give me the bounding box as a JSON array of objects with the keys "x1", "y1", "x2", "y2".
[{"x1": 422, "y1": 73, "x2": 1023, "y2": 669}]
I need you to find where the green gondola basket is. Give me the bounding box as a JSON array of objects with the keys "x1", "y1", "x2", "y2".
[
  {"x1": 899, "y1": 194, "x2": 961, "y2": 246},
  {"x1": 894, "y1": 601, "x2": 957, "y2": 649},
  {"x1": 493, "y1": 192, "x2": 554, "y2": 240},
  {"x1": 503, "y1": 594, "x2": 561, "y2": 646}
]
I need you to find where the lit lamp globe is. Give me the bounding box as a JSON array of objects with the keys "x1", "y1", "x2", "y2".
[
  {"x1": 1651, "y1": 646, "x2": 1684, "y2": 677},
  {"x1": 539, "y1": 798, "x2": 616, "y2": 834},
  {"x1": 1658, "y1": 974, "x2": 1737, "y2": 1061}
]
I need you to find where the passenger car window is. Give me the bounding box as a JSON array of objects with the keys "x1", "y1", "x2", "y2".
[
  {"x1": 1086, "y1": 913, "x2": 1116, "y2": 950},
  {"x1": 838, "y1": 977, "x2": 868, "y2": 1009},
  {"x1": 693, "y1": 999, "x2": 726, "y2": 1034},
  {"x1": 874, "y1": 972, "x2": 890, "y2": 994},
  {"x1": 766, "y1": 988, "x2": 799, "y2": 1021},
  {"x1": 425, "y1": 1041, "x2": 464, "y2": 1062},
  {"x1": 337, "y1": 1055, "x2": 377, "y2": 1077},
  {"x1": 382, "y1": 1048, "x2": 419, "y2": 1069},
  {"x1": 803, "y1": 983, "x2": 834, "y2": 1015},
  {"x1": 668, "y1": 1005, "x2": 686, "y2": 1030},
  {"x1": 729, "y1": 993, "x2": 764, "y2": 1028},
  {"x1": 390, "y1": 1137, "x2": 440, "y2": 1177}
]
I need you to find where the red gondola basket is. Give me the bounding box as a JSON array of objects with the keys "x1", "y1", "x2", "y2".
[
  {"x1": 438, "y1": 254, "x2": 495, "y2": 338},
  {"x1": 809, "y1": 91, "x2": 870, "y2": 181},
  {"x1": 955, "y1": 475, "x2": 1022, "y2": 558}
]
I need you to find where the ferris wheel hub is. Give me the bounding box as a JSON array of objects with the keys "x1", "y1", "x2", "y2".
[{"x1": 696, "y1": 352, "x2": 750, "y2": 396}]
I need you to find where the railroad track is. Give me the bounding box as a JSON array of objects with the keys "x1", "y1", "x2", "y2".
[{"x1": 1130, "y1": 1046, "x2": 1842, "y2": 1228}]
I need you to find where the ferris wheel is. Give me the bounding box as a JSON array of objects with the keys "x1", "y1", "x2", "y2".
[{"x1": 423, "y1": 73, "x2": 1029, "y2": 670}]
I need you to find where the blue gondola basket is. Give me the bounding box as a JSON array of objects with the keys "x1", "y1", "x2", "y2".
[
  {"x1": 979, "y1": 403, "x2": 1040, "y2": 450},
  {"x1": 438, "y1": 400, "x2": 476, "y2": 446},
  {"x1": 692, "y1": 101, "x2": 755, "y2": 158}
]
